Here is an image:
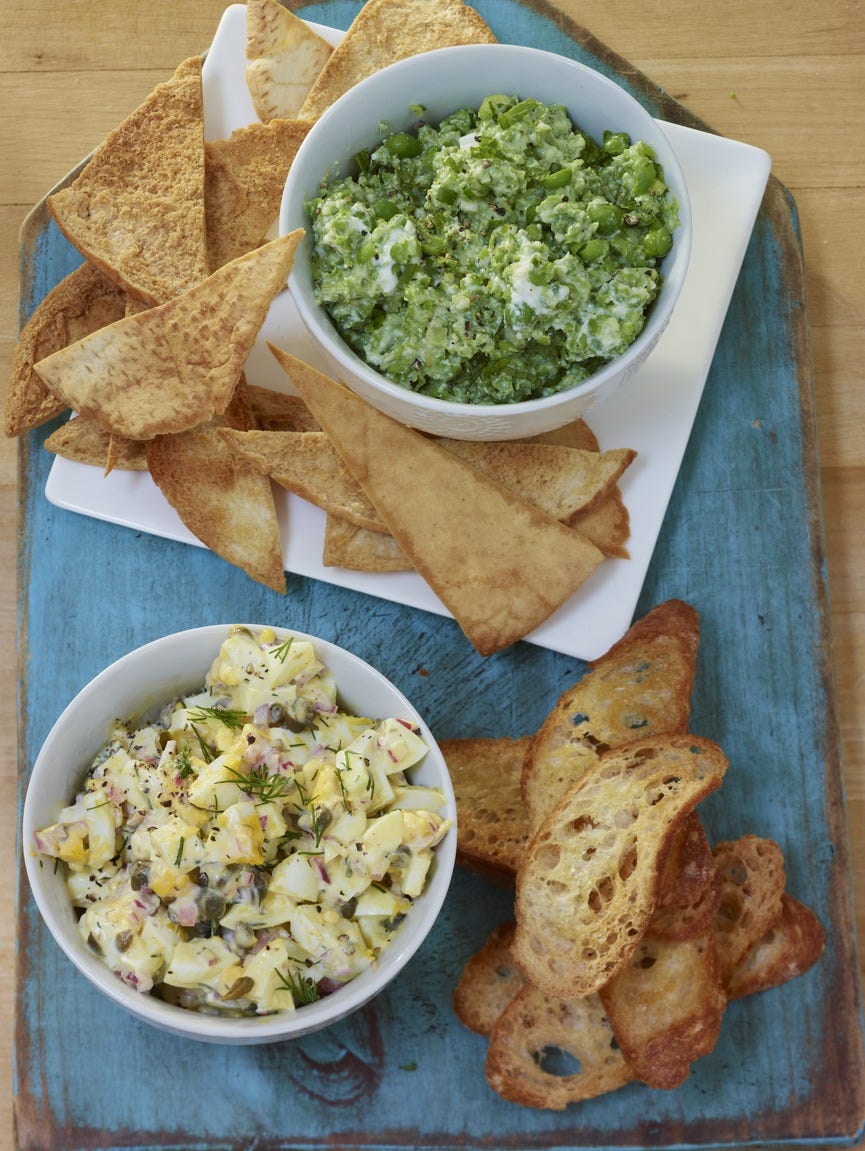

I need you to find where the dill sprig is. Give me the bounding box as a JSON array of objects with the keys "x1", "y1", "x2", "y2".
[
  {"x1": 225, "y1": 764, "x2": 291, "y2": 804},
  {"x1": 188, "y1": 705, "x2": 249, "y2": 730},
  {"x1": 269, "y1": 638, "x2": 295, "y2": 663},
  {"x1": 276, "y1": 966, "x2": 320, "y2": 1004},
  {"x1": 175, "y1": 745, "x2": 194, "y2": 779},
  {"x1": 190, "y1": 724, "x2": 216, "y2": 764}
]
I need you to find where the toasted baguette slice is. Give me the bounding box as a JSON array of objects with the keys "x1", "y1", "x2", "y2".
[
  {"x1": 712, "y1": 835, "x2": 787, "y2": 985},
  {"x1": 598, "y1": 927, "x2": 726, "y2": 1090},
  {"x1": 441, "y1": 736, "x2": 531, "y2": 883},
  {"x1": 453, "y1": 922, "x2": 525, "y2": 1036},
  {"x1": 650, "y1": 866, "x2": 722, "y2": 943},
  {"x1": 521, "y1": 599, "x2": 699, "y2": 830},
  {"x1": 513, "y1": 734, "x2": 728, "y2": 999},
  {"x1": 726, "y1": 892, "x2": 825, "y2": 1000},
  {"x1": 485, "y1": 984, "x2": 633, "y2": 1109},
  {"x1": 649, "y1": 812, "x2": 722, "y2": 941}
]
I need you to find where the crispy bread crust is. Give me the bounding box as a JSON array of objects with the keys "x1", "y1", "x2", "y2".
[
  {"x1": 513, "y1": 734, "x2": 728, "y2": 999},
  {"x1": 521, "y1": 599, "x2": 700, "y2": 830}
]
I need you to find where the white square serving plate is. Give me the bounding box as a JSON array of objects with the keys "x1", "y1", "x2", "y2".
[{"x1": 44, "y1": 4, "x2": 771, "y2": 661}]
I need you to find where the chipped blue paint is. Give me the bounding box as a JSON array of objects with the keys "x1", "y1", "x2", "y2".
[{"x1": 14, "y1": 3, "x2": 865, "y2": 1148}]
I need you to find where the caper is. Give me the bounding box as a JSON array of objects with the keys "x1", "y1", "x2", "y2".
[
  {"x1": 115, "y1": 930, "x2": 134, "y2": 953},
  {"x1": 338, "y1": 897, "x2": 358, "y2": 919},
  {"x1": 222, "y1": 976, "x2": 255, "y2": 1002},
  {"x1": 196, "y1": 888, "x2": 227, "y2": 921}
]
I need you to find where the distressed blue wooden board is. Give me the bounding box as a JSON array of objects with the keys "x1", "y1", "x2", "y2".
[{"x1": 13, "y1": 1, "x2": 865, "y2": 1148}]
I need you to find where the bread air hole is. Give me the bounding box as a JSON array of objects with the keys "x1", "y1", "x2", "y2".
[
  {"x1": 532, "y1": 1045, "x2": 583, "y2": 1078},
  {"x1": 588, "y1": 874, "x2": 616, "y2": 911},
  {"x1": 567, "y1": 814, "x2": 597, "y2": 837},
  {"x1": 618, "y1": 845, "x2": 638, "y2": 880}
]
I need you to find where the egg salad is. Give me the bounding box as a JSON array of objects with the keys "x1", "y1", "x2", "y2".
[{"x1": 33, "y1": 627, "x2": 450, "y2": 1016}]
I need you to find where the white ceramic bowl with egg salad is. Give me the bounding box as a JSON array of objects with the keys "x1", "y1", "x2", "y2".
[
  {"x1": 280, "y1": 42, "x2": 691, "y2": 441},
  {"x1": 22, "y1": 624, "x2": 456, "y2": 1044}
]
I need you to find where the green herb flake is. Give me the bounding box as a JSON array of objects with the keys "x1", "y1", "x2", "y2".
[{"x1": 188, "y1": 705, "x2": 249, "y2": 730}]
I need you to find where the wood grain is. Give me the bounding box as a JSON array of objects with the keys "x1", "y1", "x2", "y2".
[{"x1": 2, "y1": 0, "x2": 863, "y2": 1147}]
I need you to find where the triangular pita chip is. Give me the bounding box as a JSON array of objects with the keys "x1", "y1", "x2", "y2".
[
  {"x1": 569, "y1": 491, "x2": 631, "y2": 558},
  {"x1": 532, "y1": 419, "x2": 600, "y2": 452},
  {"x1": 247, "y1": 385, "x2": 319, "y2": 431},
  {"x1": 205, "y1": 119, "x2": 312, "y2": 270},
  {"x1": 44, "y1": 415, "x2": 147, "y2": 472},
  {"x1": 47, "y1": 56, "x2": 208, "y2": 306},
  {"x1": 147, "y1": 376, "x2": 286, "y2": 593},
  {"x1": 221, "y1": 428, "x2": 384, "y2": 530},
  {"x1": 5, "y1": 262, "x2": 129, "y2": 437},
  {"x1": 224, "y1": 427, "x2": 634, "y2": 531},
  {"x1": 323, "y1": 516, "x2": 411, "y2": 572},
  {"x1": 34, "y1": 230, "x2": 303, "y2": 441},
  {"x1": 246, "y1": 0, "x2": 334, "y2": 122},
  {"x1": 298, "y1": 0, "x2": 497, "y2": 120},
  {"x1": 268, "y1": 346, "x2": 605, "y2": 655},
  {"x1": 443, "y1": 440, "x2": 635, "y2": 519}
]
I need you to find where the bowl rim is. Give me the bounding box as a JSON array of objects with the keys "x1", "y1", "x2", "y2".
[
  {"x1": 22, "y1": 623, "x2": 457, "y2": 1044},
  {"x1": 280, "y1": 40, "x2": 692, "y2": 420}
]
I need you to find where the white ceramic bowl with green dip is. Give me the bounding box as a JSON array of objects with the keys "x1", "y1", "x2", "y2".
[{"x1": 280, "y1": 42, "x2": 691, "y2": 440}]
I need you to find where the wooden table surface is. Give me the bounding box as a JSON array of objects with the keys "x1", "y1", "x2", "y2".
[{"x1": 2, "y1": 1, "x2": 863, "y2": 1146}]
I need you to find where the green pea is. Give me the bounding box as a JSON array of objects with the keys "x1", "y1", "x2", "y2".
[
  {"x1": 603, "y1": 131, "x2": 630, "y2": 156},
  {"x1": 525, "y1": 222, "x2": 543, "y2": 241},
  {"x1": 542, "y1": 167, "x2": 572, "y2": 190},
  {"x1": 385, "y1": 132, "x2": 422, "y2": 159},
  {"x1": 610, "y1": 233, "x2": 642, "y2": 262},
  {"x1": 643, "y1": 226, "x2": 672, "y2": 258},
  {"x1": 587, "y1": 201, "x2": 622, "y2": 234},
  {"x1": 625, "y1": 155, "x2": 656, "y2": 196},
  {"x1": 579, "y1": 238, "x2": 608, "y2": 262},
  {"x1": 436, "y1": 186, "x2": 459, "y2": 206},
  {"x1": 421, "y1": 235, "x2": 446, "y2": 256}
]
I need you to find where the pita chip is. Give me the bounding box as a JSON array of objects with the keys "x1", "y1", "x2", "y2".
[
  {"x1": 323, "y1": 516, "x2": 412, "y2": 571},
  {"x1": 205, "y1": 119, "x2": 312, "y2": 270},
  {"x1": 532, "y1": 419, "x2": 600, "y2": 452},
  {"x1": 34, "y1": 230, "x2": 303, "y2": 441},
  {"x1": 5, "y1": 262, "x2": 130, "y2": 437},
  {"x1": 247, "y1": 385, "x2": 319, "y2": 432},
  {"x1": 147, "y1": 377, "x2": 286, "y2": 593},
  {"x1": 221, "y1": 428, "x2": 384, "y2": 530},
  {"x1": 443, "y1": 440, "x2": 635, "y2": 520},
  {"x1": 44, "y1": 415, "x2": 147, "y2": 472},
  {"x1": 298, "y1": 0, "x2": 497, "y2": 120},
  {"x1": 48, "y1": 56, "x2": 208, "y2": 306},
  {"x1": 246, "y1": 0, "x2": 334, "y2": 122},
  {"x1": 223, "y1": 426, "x2": 633, "y2": 531},
  {"x1": 570, "y1": 491, "x2": 631, "y2": 558},
  {"x1": 268, "y1": 347, "x2": 605, "y2": 655}
]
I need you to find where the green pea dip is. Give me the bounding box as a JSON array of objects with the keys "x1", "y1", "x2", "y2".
[{"x1": 306, "y1": 95, "x2": 679, "y2": 406}]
